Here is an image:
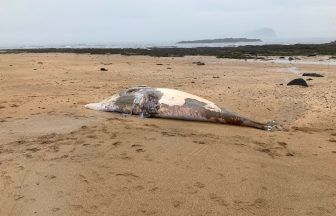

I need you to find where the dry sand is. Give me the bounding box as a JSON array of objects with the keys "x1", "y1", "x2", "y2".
[{"x1": 0, "y1": 53, "x2": 335, "y2": 216}]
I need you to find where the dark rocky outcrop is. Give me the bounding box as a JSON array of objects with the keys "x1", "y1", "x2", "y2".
[
  {"x1": 287, "y1": 78, "x2": 308, "y2": 87},
  {"x1": 2, "y1": 42, "x2": 336, "y2": 59}
]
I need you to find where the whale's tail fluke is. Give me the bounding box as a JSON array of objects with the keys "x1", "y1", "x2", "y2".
[
  {"x1": 218, "y1": 111, "x2": 281, "y2": 131},
  {"x1": 263, "y1": 120, "x2": 282, "y2": 131},
  {"x1": 241, "y1": 119, "x2": 282, "y2": 131}
]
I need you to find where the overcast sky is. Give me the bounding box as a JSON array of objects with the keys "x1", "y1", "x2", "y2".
[{"x1": 1, "y1": 0, "x2": 335, "y2": 46}]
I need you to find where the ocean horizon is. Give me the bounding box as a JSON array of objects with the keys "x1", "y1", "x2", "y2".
[{"x1": 0, "y1": 37, "x2": 334, "y2": 50}]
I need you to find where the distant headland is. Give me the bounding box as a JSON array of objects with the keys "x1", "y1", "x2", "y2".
[{"x1": 177, "y1": 38, "x2": 262, "y2": 44}]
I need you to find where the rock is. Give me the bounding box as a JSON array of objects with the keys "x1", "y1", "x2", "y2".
[
  {"x1": 287, "y1": 78, "x2": 308, "y2": 87},
  {"x1": 306, "y1": 78, "x2": 313, "y2": 81},
  {"x1": 192, "y1": 61, "x2": 205, "y2": 66},
  {"x1": 288, "y1": 57, "x2": 294, "y2": 61},
  {"x1": 100, "y1": 68, "x2": 108, "y2": 71},
  {"x1": 302, "y1": 73, "x2": 324, "y2": 77}
]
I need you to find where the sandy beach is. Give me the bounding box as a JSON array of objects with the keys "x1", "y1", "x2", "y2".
[{"x1": 0, "y1": 53, "x2": 336, "y2": 216}]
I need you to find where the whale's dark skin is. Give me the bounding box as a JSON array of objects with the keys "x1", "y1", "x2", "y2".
[{"x1": 85, "y1": 86, "x2": 279, "y2": 131}]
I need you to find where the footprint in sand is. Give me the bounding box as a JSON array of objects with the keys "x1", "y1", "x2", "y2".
[
  {"x1": 277, "y1": 141, "x2": 288, "y2": 148},
  {"x1": 193, "y1": 140, "x2": 206, "y2": 144},
  {"x1": 209, "y1": 193, "x2": 229, "y2": 207},
  {"x1": 194, "y1": 181, "x2": 205, "y2": 189},
  {"x1": 78, "y1": 174, "x2": 89, "y2": 184},
  {"x1": 45, "y1": 175, "x2": 56, "y2": 180},
  {"x1": 116, "y1": 172, "x2": 140, "y2": 180},
  {"x1": 86, "y1": 135, "x2": 97, "y2": 139},
  {"x1": 172, "y1": 200, "x2": 183, "y2": 208},
  {"x1": 113, "y1": 141, "x2": 122, "y2": 146},
  {"x1": 119, "y1": 153, "x2": 132, "y2": 160},
  {"x1": 110, "y1": 133, "x2": 117, "y2": 139},
  {"x1": 134, "y1": 185, "x2": 145, "y2": 191},
  {"x1": 14, "y1": 195, "x2": 24, "y2": 201},
  {"x1": 26, "y1": 147, "x2": 41, "y2": 152},
  {"x1": 131, "y1": 144, "x2": 142, "y2": 148},
  {"x1": 251, "y1": 198, "x2": 267, "y2": 208},
  {"x1": 51, "y1": 207, "x2": 60, "y2": 212}
]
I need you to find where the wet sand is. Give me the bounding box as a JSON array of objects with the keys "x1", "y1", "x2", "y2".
[{"x1": 0, "y1": 53, "x2": 336, "y2": 216}]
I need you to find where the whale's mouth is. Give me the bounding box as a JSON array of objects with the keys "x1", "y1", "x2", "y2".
[{"x1": 85, "y1": 102, "x2": 106, "y2": 111}]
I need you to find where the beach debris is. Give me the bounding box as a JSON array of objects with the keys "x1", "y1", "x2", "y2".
[
  {"x1": 302, "y1": 73, "x2": 324, "y2": 77},
  {"x1": 100, "y1": 67, "x2": 108, "y2": 71},
  {"x1": 102, "y1": 62, "x2": 113, "y2": 65},
  {"x1": 287, "y1": 78, "x2": 308, "y2": 87},
  {"x1": 192, "y1": 61, "x2": 206, "y2": 66}
]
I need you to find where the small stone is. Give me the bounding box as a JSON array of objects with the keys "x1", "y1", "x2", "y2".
[{"x1": 192, "y1": 61, "x2": 205, "y2": 66}]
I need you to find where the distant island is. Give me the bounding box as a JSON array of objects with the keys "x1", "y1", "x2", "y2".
[{"x1": 177, "y1": 38, "x2": 262, "y2": 44}]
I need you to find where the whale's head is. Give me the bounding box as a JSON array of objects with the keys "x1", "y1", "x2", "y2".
[{"x1": 85, "y1": 86, "x2": 150, "y2": 113}]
